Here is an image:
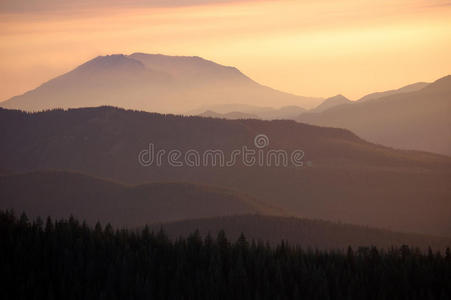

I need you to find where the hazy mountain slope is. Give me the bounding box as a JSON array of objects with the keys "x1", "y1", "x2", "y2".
[
  {"x1": 0, "y1": 53, "x2": 322, "y2": 113},
  {"x1": 297, "y1": 75, "x2": 451, "y2": 155},
  {"x1": 153, "y1": 215, "x2": 451, "y2": 250},
  {"x1": 188, "y1": 103, "x2": 275, "y2": 115},
  {"x1": 257, "y1": 105, "x2": 307, "y2": 119},
  {"x1": 0, "y1": 171, "x2": 280, "y2": 227},
  {"x1": 1, "y1": 107, "x2": 450, "y2": 236},
  {"x1": 194, "y1": 104, "x2": 307, "y2": 120},
  {"x1": 198, "y1": 106, "x2": 307, "y2": 120},
  {"x1": 198, "y1": 110, "x2": 259, "y2": 119},
  {"x1": 310, "y1": 94, "x2": 351, "y2": 113},
  {"x1": 129, "y1": 52, "x2": 248, "y2": 83},
  {"x1": 358, "y1": 82, "x2": 430, "y2": 102},
  {"x1": 1, "y1": 55, "x2": 174, "y2": 112}
]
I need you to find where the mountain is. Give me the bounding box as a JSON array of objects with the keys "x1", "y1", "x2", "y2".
[
  {"x1": 309, "y1": 94, "x2": 352, "y2": 113},
  {"x1": 0, "y1": 53, "x2": 322, "y2": 113},
  {"x1": 198, "y1": 110, "x2": 258, "y2": 120},
  {"x1": 197, "y1": 105, "x2": 307, "y2": 120},
  {"x1": 256, "y1": 105, "x2": 307, "y2": 119},
  {"x1": 358, "y1": 82, "x2": 430, "y2": 102},
  {"x1": 188, "y1": 103, "x2": 275, "y2": 115},
  {"x1": 0, "y1": 171, "x2": 280, "y2": 227},
  {"x1": 153, "y1": 215, "x2": 451, "y2": 250},
  {"x1": 1, "y1": 106, "x2": 451, "y2": 236},
  {"x1": 297, "y1": 75, "x2": 451, "y2": 155}
]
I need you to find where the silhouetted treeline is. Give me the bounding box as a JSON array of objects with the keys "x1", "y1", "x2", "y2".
[
  {"x1": 152, "y1": 214, "x2": 451, "y2": 251},
  {"x1": 1, "y1": 211, "x2": 450, "y2": 300}
]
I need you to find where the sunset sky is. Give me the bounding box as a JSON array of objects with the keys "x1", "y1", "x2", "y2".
[{"x1": 0, "y1": 0, "x2": 450, "y2": 102}]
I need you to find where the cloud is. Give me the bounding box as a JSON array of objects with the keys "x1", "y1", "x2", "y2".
[{"x1": 0, "y1": 0, "x2": 258, "y2": 13}]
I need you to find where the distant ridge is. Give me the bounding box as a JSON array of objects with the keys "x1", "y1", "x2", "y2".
[
  {"x1": 358, "y1": 81, "x2": 429, "y2": 102},
  {"x1": 0, "y1": 170, "x2": 281, "y2": 226},
  {"x1": 2, "y1": 171, "x2": 449, "y2": 250},
  {"x1": 197, "y1": 105, "x2": 307, "y2": 120},
  {"x1": 198, "y1": 110, "x2": 259, "y2": 120},
  {"x1": 297, "y1": 74, "x2": 451, "y2": 156}
]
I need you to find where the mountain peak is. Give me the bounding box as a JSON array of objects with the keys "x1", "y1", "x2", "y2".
[
  {"x1": 310, "y1": 94, "x2": 351, "y2": 113},
  {"x1": 326, "y1": 94, "x2": 348, "y2": 101},
  {"x1": 74, "y1": 54, "x2": 145, "y2": 73}
]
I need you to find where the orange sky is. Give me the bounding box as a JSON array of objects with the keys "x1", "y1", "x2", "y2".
[{"x1": 0, "y1": 0, "x2": 450, "y2": 101}]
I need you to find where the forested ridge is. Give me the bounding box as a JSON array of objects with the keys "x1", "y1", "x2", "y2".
[
  {"x1": 1, "y1": 211, "x2": 450, "y2": 300},
  {"x1": 2, "y1": 107, "x2": 451, "y2": 237}
]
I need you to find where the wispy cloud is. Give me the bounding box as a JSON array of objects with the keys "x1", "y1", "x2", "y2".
[{"x1": 0, "y1": 0, "x2": 261, "y2": 13}]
